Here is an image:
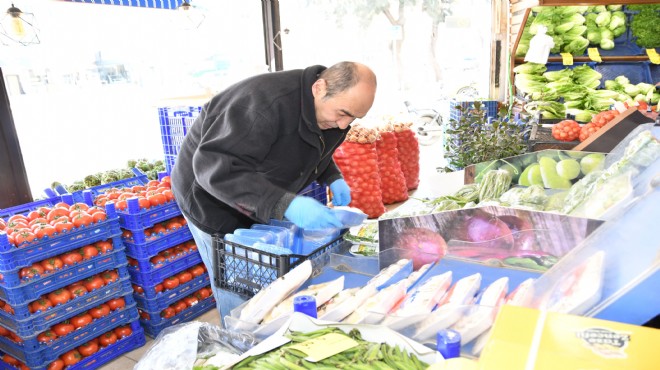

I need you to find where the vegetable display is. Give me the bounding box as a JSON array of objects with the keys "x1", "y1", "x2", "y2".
[
  {"x1": 333, "y1": 125, "x2": 387, "y2": 218},
  {"x1": 584, "y1": 6, "x2": 627, "y2": 50},
  {"x1": 53, "y1": 158, "x2": 165, "y2": 193},
  {"x1": 230, "y1": 328, "x2": 429, "y2": 370},
  {"x1": 527, "y1": 6, "x2": 591, "y2": 55},
  {"x1": 375, "y1": 127, "x2": 409, "y2": 205},
  {"x1": 630, "y1": 7, "x2": 660, "y2": 48}
]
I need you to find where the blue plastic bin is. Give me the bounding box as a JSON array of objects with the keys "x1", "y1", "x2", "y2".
[
  {"x1": 139, "y1": 294, "x2": 215, "y2": 338},
  {"x1": 158, "y1": 106, "x2": 202, "y2": 175}
]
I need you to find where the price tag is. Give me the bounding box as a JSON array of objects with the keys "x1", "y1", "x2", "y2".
[
  {"x1": 290, "y1": 333, "x2": 359, "y2": 362},
  {"x1": 560, "y1": 53, "x2": 574, "y2": 65},
  {"x1": 646, "y1": 49, "x2": 660, "y2": 65},
  {"x1": 587, "y1": 48, "x2": 602, "y2": 62}
]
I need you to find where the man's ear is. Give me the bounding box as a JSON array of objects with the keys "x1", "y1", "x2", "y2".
[{"x1": 312, "y1": 79, "x2": 327, "y2": 98}]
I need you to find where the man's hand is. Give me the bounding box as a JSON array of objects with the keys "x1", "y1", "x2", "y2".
[
  {"x1": 329, "y1": 179, "x2": 351, "y2": 206},
  {"x1": 284, "y1": 196, "x2": 343, "y2": 230}
]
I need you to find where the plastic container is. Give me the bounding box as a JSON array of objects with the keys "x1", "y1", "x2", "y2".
[
  {"x1": 332, "y1": 206, "x2": 368, "y2": 227},
  {"x1": 594, "y1": 61, "x2": 652, "y2": 89},
  {"x1": 250, "y1": 224, "x2": 291, "y2": 249},
  {"x1": 139, "y1": 295, "x2": 216, "y2": 338},
  {"x1": 0, "y1": 319, "x2": 144, "y2": 370},
  {"x1": 293, "y1": 295, "x2": 317, "y2": 318},
  {"x1": 122, "y1": 225, "x2": 193, "y2": 259},
  {"x1": 0, "y1": 274, "x2": 132, "y2": 337},
  {"x1": 437, "y1": 329, "x2": 462, "y2": 359},
  {"x1": 133, "y1": 272, "x2": 210, "y2": 311},
  {"x1": 0, "y1": 239, "x2": 126, "y2": 305},
  {"x1": 213, "y1": 232, "x2": 345, "y2": 299},
  {"x1": 298, "y1": 181, "x2": 328, "y2": 205},
  {"x1": 233, "y1": 229, "x2": 277, "y2": 245},
  {"x1": 127, "y1": 251, "x2": 202, "y2": 286}
]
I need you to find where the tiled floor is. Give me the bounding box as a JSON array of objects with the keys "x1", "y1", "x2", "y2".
[{"x1": 97, "y1": 137, "x2": 458, "y2": 369}]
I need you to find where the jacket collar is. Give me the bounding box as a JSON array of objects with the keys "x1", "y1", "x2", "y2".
[{"x1": 300, "y1": 65, "x2": 325, "y2": 135}]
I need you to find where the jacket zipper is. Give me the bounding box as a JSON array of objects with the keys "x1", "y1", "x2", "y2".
[{"x1": 315, "y1": 135, "x2": 326, "y2": 174}]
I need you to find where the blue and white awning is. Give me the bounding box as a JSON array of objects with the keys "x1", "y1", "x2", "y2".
[{"x1": 66, "y1": 0, "x2": 183, "y2": 10}]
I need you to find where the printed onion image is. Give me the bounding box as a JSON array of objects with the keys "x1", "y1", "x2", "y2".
[
  {"x1": 395, "y1": 227, "x2": 447, "y2": 269},
  {"x1": 498, "y1": 215, "x2": 538, "y2": 251}
]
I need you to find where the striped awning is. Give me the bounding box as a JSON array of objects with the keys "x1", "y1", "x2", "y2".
[{"x1": 66, "y1": 0, "x2": 183, "y2": 10}]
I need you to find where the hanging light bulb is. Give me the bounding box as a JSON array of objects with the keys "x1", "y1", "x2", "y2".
[{"x1": 0, "y1": 3, "x2": 40, "y2": 46}]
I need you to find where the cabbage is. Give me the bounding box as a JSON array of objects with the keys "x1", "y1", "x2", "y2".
[
  {"x1": 555, "y1": 21, "x2": 575, "y2": 34},
  {"x1": 604, "y1": 80, "x2": 621, "y2": 91},
  {"x1": 542, "y1": 68, "x2": 573, "y2": 81},
  {"x1": 564, "y1": 100, "x2": 584, "y2": 109},
  {"x1": 634, "y1": 94, "x2": 647, "y2": 102},
  {"x1": 513, "y1": 62, "x2": 547, "y2": 75},
  {"x1": 594, "y1": 5, "x2": 607, "y2": 13},
  {"x1": 587, "y1": 30, "x2": 602, "y2": 44},
  {"x1": 596, "y1": 12, "x2": 612, "y2": 27},
  {"x1": 572, "y1": 65, "x2": 602, "y2": 86},
  {"x1": 650, "y1": 93, "x2": 660, "y2": 104},
  {"x1": 612, "y1": 25, "x2": 626, "y2": 38},
  {"x1": 623, "y1": 84, "x2": 640, "y2": 96},
  {"x1": 565, "y1": 13, "x2": 586, "y2": 26},
  {"x1": 564, "y1": 36, "x2": 590, "y2": 55},
  {"x1": 608, "y1": 11, "x2": 626, "y2": 30},
  {"x1": 566, "y1": 25, "x2": 587, "y2": 37},
  {"x1": 585, "y1": 13, "x2": 598, "y2": 24},
  {"x1": 600, "y1": 38, "x2": 615, "y2": 50},
  {"x1": 600, "y1": 28, "x2": 614, "y2": 41},
  {"x1": 606, "y1": 5, "x2": 622, "y2": 11},
  {"x1": 636, "y1": 82, "x2": 655, "y2": 95},
  {"x1": 615, "y1": 75, "x2": 630, "y2": 85}
]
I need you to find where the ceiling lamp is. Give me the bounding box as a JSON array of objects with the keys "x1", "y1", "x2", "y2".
[
  {"x1": 178, "y1": 1, "x2": 205, "y2": 30},
  {"x1": 0, "y1": 3, "x2": 39, "y2": 46}
]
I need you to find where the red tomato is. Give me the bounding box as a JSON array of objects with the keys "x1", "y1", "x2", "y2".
[
  {"x1": 30, "y1": 297, "x2": 53, "y2": 313},
  {"x1": 137, "y1": 197, "x2": 151, "y2": 210},
  {"x1": 172, "y1": 300, "x2": 187, "y2": 314},
  {"x1": 46, "y1": 208, "x2": 70, "y2": 223},
  {"x1": 177, "y1": 271, "x2": 193, "y2": 284},
  {"x1": 195, "y1": 288, "x2": 210, "y2": 301},
  {"x1": 78, "y1": 341, "x2": 99, "y2": 357},
  {"x1": 13, "y1": 229, "x2": 37, "y2": 246},
  {"x1": 27, "y1": 210, "x2": 47, "y2": 222},
  {"x1": 151, "y1": 223, "x2": 167, "y2": 235},
  {"x1": 133, "y1": 284, "x2": 144, "y2": 294},
  {"x1": 88, "y1": 304, "x2": 111, "y2": 319},
  {"x1": 80, "y1": 245, "x2": 100, "y2": 260},
  {"x1": 106, "y1": 297, "x2": 126, "y2": 311},
  {"x1": 146, "y1": 180, "x2": 160, "y2": 188},
  {"x1": 7, "y1": 214, "x2": 29, "y2": 224},
  {"x1": 95, "y1": 240, "x2": 113, "y2": 254},
  {"x1": 83, "y1": 275, "x2": 105, "y2": 291},
  {"x1": 161, "y1": 307, "x2": 175, "y2": 319},
  {"x1": 114, "y1": 325, "x2": 133, "y2": 338},
  {"x1": 2, "y1": 354, "x2": 19, "y2": 366},
  {"x1": 68, "y1": 284, "x2": 88, "y2": 298},
  {"x1": 139, "y1": 310, "x2": 150, "y2": 320},
  {"x1": 69, "y1": 203, "x2": 89, "y2": 213},
  {"x1": 113, "y1": 200, "x2": 128, "y2": 211},
  {"x1": 71, "y1": 212, "x2": 94, "y2": 228},
  {"x1": 154, "y1": 284, "x2": 163, "y2": 293},
  {"x1": 91, "y1": 211, "x2": 108, "y2": 223},
  {"x1": 150, "y1": 255, "x2": 166, "y2": 267},
  {"x1": 61, "y1": 251, "x2": 83, "y2": 266},
  {"x1": 52, "y1": 321, "x2": 75, "y2": 337},
  {"x1": 37, "y1": 330, "x2": 58, "y2": 343},
  {"x1": 41, "y1": 257, "x2": 64, "y2": 273},
  {"x1": 20, "y1": 263, "x2": 45, "y2": 280},
  {"x1": 121, "y1": 229, "x2": 133, "y2": 239},
  {"x1": 183, "y1": 296, "x2": 199, "y2": 308},
  {"x1": 33, "y1": 224, "x2": 58, "y2": 239},
  {"x1": 188, "y1": 265, "x2": 205, "y2": 278},
  {"x1": 162, "y1": 189, "x2": 175, "y2": 202},
  {"x1": 47, "y1": 288, "x2": 72, "y2": 306},
  {"x1": 53, "y1": 219, "x2": 75, "y2": 233},
  {"x1": 147, "y1": 193, "x2": 167, "y2": 207},
  {"x1": 70, "y1": 313, "x2": 93, "y2": 329},
  {"x1": 0, "y1": 325, "x2": 8, "y2": 336},
  {"x1": 60, "y1": 349, "x2": 83, "y2": 366},
  {"x1": 47, "y1": 359, "x2": 65, "y2": 370},
  {"x1": 162, "y1": 276, "x2": 180, "y2": 290},
  {"x1": 98, "y1": 331, "x2": 118, "y2": 347},
  {"x1": 101, "y1": 270, "x2": 119, "y2": 285}
]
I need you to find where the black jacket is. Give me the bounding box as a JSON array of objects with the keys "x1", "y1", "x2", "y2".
[{"x1": 171, "y1": 65, "x2": 348, "y2": 235}]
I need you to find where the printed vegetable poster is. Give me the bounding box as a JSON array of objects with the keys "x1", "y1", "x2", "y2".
[{"x1": 378, "y1": 206, "x2": 603, "y2": 271}]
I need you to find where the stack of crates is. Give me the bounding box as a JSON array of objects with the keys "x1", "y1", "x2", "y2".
[
  {"x1": 63, "y1": 169, "x2": 216, "y2": 339},
  {"x1": 0, "y1": 194, "x2": 144, "y2": 369},
  {"x1": 158, "y1": 105, "x2": 202, "y2": 175}
]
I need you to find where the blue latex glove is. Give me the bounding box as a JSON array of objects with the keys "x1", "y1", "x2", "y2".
[
  {"x1": 329, "y1": 179, "x2": 351, "y2": 206},
  {"x1": 284, "y1": 196, "x2": 343, "y2": 230}
]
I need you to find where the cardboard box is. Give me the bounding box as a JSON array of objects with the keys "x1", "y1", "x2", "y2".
[{"x1": 478, "y1": 305, "x2": 660, "y2": 370}]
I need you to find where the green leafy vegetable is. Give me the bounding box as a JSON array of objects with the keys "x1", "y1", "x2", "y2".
[{"x1": 631, "y1": 10, "x2": 660, "y2": 48}]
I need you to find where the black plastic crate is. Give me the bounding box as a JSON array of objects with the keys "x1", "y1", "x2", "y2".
[{"x1": 213, "y1": 232, "x2": 345, "y2": 299}]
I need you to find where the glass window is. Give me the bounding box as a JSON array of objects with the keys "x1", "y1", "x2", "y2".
[{"x1": 1, "y1": 0, "x2": 264, "y2": 197}]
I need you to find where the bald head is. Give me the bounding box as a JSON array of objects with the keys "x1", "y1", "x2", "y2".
[{"x1": 319, "y1": 61, "x2": 377, "y2": 99}]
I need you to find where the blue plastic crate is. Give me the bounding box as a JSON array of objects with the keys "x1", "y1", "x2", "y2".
[
  {"x1": 594, "y1": 61, "x2": 652, "y2": 88},
  {"x1": 159, "y1": 106, "x2": 202, "y2": 175},
  {"x1": 116, "y1": 199, "x2": 183, "y2": 232},
  {"x1": 139, "y1": 295, "x2": 215, "y2": 338},
  {"x1": 0, "y1": 217, "x2": 121, "y2": 272},
  {"x1": 127, "y1": 251, "x2": 202, "y2": 286},
  {"x1": 132, "y1": 261, "x2": 206, "y2": 300},
  {"x1": 214, "y1": 234, "x2": 344, "y2": 299},
  {"x1": 0, "y1": 192, "x2": 66, "y2": 220},
  {"x1": 449, "y1": 100, "x2": 498, "y2": 122},
  {"x1": 0, "y1": 302, "x2": 138, "y2": 364},
  {"x1": 123, "y1": 224, "x2": 192, "y2": 260},
  {"x1": 650, "y1": 64, "x2": 660, "y2": 85},
  {"x1": 56, "y1": 168, "x2": 150, "y2": 204},
  {"x1": 299, "y1": 181, "x2": 327, "y2": 205},
  {"x1": 134, "y1": 274, "x2": 210, "y2": 312},
  {"x1": 0, "y1": 239, "x2": 126, "y2": 304},
  {"x1": 0, "y1": 274, "x2": 132, "y2": 337},
  {"x1": 0, "y1": 320, "x2": 145, "y2": 370}
]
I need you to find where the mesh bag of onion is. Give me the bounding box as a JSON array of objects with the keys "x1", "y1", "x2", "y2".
[
  {"x1": 333, "y1": 124, "x2": 386, "y2": 219},
  {"x1": 376, "y1": 126, "x2": 409, "y2": 205},
  {"x1": 393, "y1": 122, "x2": 420, "y2": 190}
]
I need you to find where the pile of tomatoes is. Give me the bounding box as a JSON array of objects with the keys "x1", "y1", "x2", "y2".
[
  {"x1": 0, "y1": 269, "x2": 121, "y2": 316},
  {"x1": 16, "y1": 239, "x2": 114, "y2": 282},
  {"x1": 92, "y1": 178, "x2": 173, "y2": 212},
  {"x1": 138, "y1": 285, "x2": 213, "y2": 321},
  {"x1": 121, "y1": 215, "x2": 188, "y2": 243},
  {"x1": 0, "y1": 202, "x2": 108, "y2": 248},
  {"x1": 45, "y1": 324, "x2": 134, "y2": 369},
  {"x1": 126, "y1": 240, "x2": 198, "y2": 271},
  {"x1": 132, "y1": 263, "x2": 206, "y2": 296}
]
